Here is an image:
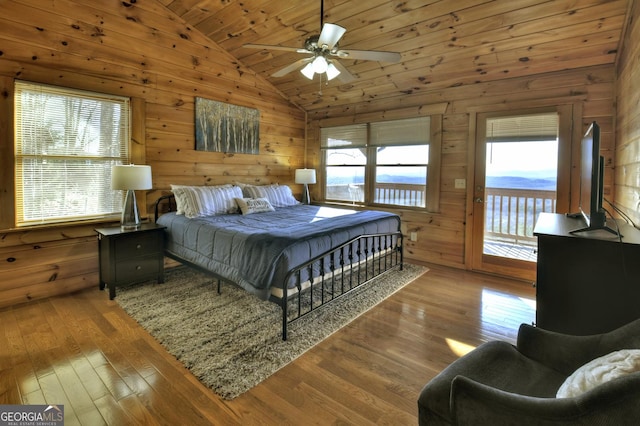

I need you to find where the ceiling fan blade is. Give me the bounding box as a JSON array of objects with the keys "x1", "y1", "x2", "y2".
[
  {"x1": 243, "y1": 43, "x2": 308, "y2": 54},
  {"x1": 272, "y1": 58, "x2": 313, "y2": 77},
  {"x1": 334, "y1": 49, "x2": 402, "y2": 63},
  {"x1": 317, "y1": 23, "x2": 346, "y2": 50},
  {"x1": 331, "y1": 60, "x2": 356, "y2": 83}
]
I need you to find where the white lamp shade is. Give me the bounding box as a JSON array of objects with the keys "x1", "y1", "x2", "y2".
[
  {"x1": 300, "y1": 63, "x2": 315, "y2": 80},
  {"x1": 295, "y1": 168, "x2": 317, "y2": 185},
  {"x1": 311, "y1": 56, "x2": 328, "y2": 74},
  {"x1": 326, "y1": 62, "x2": 341, "y2": 80},
  {"x1": 111, "y1": 165, "x2": 152, "y2": 190}
]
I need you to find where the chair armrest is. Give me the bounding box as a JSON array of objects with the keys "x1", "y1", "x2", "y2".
[
  {"x1": 451, "y1": 374, "x2": 640, "y2": 425},
  {"x1": 516, "y1": 324, "x2": 604, "y2": 375}
]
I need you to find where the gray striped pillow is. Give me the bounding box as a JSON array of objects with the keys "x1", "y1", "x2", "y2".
[
  {"x1": 171, "y1": 184, "x2": 232, "y2": 215},
  {"x1": 243, "y1": 184, "x2": 299, "y2": 207},
  {"x1": 171, "y1": 185, "x2": 242, "y2": 218}
]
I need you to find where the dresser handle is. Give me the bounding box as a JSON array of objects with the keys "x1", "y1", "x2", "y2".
[
  {"x1": 136, "y1": 265, "x2": 142, "y2": 270},
  {"x1": 136, "y1": 244, "x2": 142, "y2": 249}
]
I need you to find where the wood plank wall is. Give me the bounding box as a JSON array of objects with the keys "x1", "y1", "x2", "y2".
[
  {"x1": 0, "y1": 0, "x2": 304, "y2": 308},
  {"x1": 0, "y1": 0, "x2": 622, "y2": 309},
  {"x1": 615, "y1": 0, "x2": 640, "y2": 225},
  {"x1": 307, "y1": 64, "x2": 616, "y2": 269}
]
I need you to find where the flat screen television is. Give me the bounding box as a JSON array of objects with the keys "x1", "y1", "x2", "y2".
[{"x1": 570, "y1": 122, "x2": 617, "y2": 235}]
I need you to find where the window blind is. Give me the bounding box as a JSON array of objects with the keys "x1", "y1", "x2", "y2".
[
  {"x1": 14, "y1": 81, "x2": 130, "y2": 226},
  {"x1": 370, "y1": 117, "x2": 430, "y2": 146},
  {"x1": 486, "y1": 113, "x2": 558, "y2": 143},
  {"x1": 320, "y1": 124, "x2": 367, "y2": 148}
]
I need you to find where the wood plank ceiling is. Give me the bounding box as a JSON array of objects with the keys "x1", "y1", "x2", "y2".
[{"x1": 159, "y1": 0, "x2": 630, "y2": 115}]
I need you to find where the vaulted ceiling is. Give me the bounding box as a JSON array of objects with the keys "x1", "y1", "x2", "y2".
[{"x1": 159, "y1": 0, "x2": 630, "y2": 115}]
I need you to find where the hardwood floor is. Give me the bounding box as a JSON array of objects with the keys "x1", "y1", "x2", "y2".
[{"x1": 0, "y1": 263, "x2": 535, "y2": 425}]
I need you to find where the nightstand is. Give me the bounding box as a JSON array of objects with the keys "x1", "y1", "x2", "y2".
[{"x1": 95, "y1": 223, "x2": 166, "y2": 300}]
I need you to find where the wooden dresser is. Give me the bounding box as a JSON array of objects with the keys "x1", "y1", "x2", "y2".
[{"x1": 533, "y1": 212, "x2": 640, "y2": 335}]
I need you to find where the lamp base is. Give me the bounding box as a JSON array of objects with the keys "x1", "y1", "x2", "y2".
[
  {"x1": 121, "y1": 189, "x2": 141, "y2": 230},
  {"x1": 302, "y1": 184, "x2": 311, "y2": 205}
]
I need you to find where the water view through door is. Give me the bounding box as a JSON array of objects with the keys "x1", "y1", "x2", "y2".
[{"x1": 472, "y1": 110, "x2": 564, "y2": 281}]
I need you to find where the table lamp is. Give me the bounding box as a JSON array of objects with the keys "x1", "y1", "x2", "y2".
[
  {"x1": 111, "y1": 164, "x2": 152, "y2": 230},
  {"x1": 295, "y1": 168, "x2": 316, "y2": 205}
]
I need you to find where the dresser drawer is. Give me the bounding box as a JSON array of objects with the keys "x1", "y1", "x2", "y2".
[
  {"x1": 114, "y1": 232, "x2": 163, "y2": 260},
  {"x1": 115, "y1": 255, "x2": 162, "y2": 282}
]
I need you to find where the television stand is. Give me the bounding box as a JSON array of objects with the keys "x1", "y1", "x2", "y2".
[
  {"x1": 534, "y1": 213, "x2": 640, "y2": 335},
  {"x1": 569, "y1": 224, "x2": 621, "y2": 236},
  {"x1": 566, "y1": 210, "x2": 622, "y2": 237},
  {"x1": 565, "y1": 212, "x2": 583, "y2": 219}
]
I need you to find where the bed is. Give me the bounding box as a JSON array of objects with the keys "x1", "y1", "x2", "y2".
[{"x1": 153, "y1": 184, "x2": 403, "y2": 340}]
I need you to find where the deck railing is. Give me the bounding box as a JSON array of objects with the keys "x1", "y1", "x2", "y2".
[
  {"x1": 326, "y1": 183, "x2": 426, "y2": 207},
  {"x1": 326, "y1": 184, "x2": 556, "y2": 245},
  {"x1": 374, "y1": 183, "x2": 425, "y2": 207},
  {"x1": 485, "y1": 187, "x2": 556, "y2": 244}
]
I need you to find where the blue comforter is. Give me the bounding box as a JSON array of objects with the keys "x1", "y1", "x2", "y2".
[{"x1": 157, "y1": 204, "x2": 401, "y2": 299}]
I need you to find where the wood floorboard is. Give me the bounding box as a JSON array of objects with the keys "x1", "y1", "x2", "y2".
[{"x1": 0, "y1": 262, "x2": 535, "y2": 425}]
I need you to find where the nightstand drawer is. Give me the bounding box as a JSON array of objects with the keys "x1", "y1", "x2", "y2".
[
  {"x1": 115, "y1": 255, "x2": 162, "y2": 282},
  {"x1": 114, "y1": 232, "x2": 162, "y2": 260}
]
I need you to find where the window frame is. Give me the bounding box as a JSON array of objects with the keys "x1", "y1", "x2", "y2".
[
  {"x1": 10, "y1": 80, "x2": 134, "y2": 228},
  {"x1": 320, "y1": 115, "x2": 441, "y2": 212},
  {"x1": 370, "y1": 143, "x2": 430, "y2": 207}
]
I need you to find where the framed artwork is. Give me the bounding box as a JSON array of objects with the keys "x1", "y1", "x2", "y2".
[{"x1": 195, "y1": 97, "x2": 260, "y2": 154}]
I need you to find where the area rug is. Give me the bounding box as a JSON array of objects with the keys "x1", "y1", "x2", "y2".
[{"x1": 115, "y1": 263, "x2": 427, "y2": 400}]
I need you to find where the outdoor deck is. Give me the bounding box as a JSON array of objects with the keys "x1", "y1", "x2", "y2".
[
  {"x1": 327, "y1": 183, "x2": 554, "y2": 263},
  {"x1": 482, "y1": 187, "x2": 555, "y2": 262},
  {"x1": 483, "y1": 240, "x2": 537, "y2": 262}
]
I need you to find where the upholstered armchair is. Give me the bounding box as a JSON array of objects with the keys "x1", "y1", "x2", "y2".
[{"x1": 418, "y1": 319, "x2": 640, "y2": 425}]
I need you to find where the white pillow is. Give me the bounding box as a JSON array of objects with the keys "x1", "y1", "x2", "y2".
[
  {"x1": 171, "y1": 185, "x2": 242, "y2": 218},
  {"x1": 243, "y1": 184, "x2": 299, "y2": 207},
  {"x1": 556, "y1": 349, "x2": 640, "y2": 398},
  {"x1": 235, "y1": 197, "x2": 275, "y2": 215}
]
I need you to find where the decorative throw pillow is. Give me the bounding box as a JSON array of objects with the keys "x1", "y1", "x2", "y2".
[
  {"x1": 235, "y1": 197, "x2": 275, "y2": 215},
  {"x1": 556, "y1": 349, "x2": 640, "y2": 398},
  {"x1": 170, "y1": 184, "x2": 190, "y2": 215},
  {"x1": 243, "y1": 184, "x2": 299, "y2": 207},
  {"x1": 171, "y1": 185, "x2": 242, "y2": 218}
]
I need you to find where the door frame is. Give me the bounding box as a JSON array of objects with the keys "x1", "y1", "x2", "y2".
[{"x1": 464, "y1": 104, "x2": 578, "y2": 281}]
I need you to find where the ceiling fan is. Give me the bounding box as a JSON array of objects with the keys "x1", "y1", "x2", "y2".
[{"x1": 242, "y1": 2, "x2": 401, "y2": 83}]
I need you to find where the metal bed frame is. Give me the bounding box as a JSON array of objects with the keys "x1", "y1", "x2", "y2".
[{"x1": 154, "y1": 194, "x2": 403, "y2": 340}]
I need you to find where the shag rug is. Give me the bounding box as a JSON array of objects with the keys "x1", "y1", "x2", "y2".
[{"x1": 115, "y1": 263, "x2": 427, "y2": 400}]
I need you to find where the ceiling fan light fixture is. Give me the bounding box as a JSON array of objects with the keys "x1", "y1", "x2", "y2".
[
  {"x1": 244, "y1": 1, "x2": 401, "y2": 83},
  {"x1": 300, "y1": 63, "x2": 315, "y2": 79},
  {"x1": 326, "y1": 62, "x2": 341, "y2": 80},
  {"x1": 311, "y1": 56, "x2": 328, "y2": 73}
]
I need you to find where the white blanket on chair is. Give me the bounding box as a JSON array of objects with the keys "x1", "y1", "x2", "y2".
[{"x1": 556, "y1": 349, "x2": 640, "y2": 398}]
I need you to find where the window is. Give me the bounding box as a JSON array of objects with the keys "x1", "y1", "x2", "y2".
[
  {"x1": 322, "y1": 124, "x2": 367, "y2": 203},
  {"x1": 321, "y1": 117, "x2": 439, "y2": 210},
  {"x1": 14, "y1": 81, "x2": 130, "y2": 226}
]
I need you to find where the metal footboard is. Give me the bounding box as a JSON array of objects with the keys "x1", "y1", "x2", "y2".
[
  {"x1": 154, "y1": 194, "x2": 403, "y2": 341},
  {"x1": 277, "y1": 231, "x2": 403, "y2": 340}
]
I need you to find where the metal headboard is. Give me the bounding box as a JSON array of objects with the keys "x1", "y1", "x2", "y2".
[{"x1": 154, "y1": 194, "x2": 176, "y2": 222}]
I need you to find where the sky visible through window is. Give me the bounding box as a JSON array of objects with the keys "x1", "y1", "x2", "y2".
[{"x1": 486, "y1": 140, "x2": 557, "y2": 176}]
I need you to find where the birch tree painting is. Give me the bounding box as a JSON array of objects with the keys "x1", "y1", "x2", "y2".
[{"x1": 195, "y1": 97, "x2": 260, "y2": 154}]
